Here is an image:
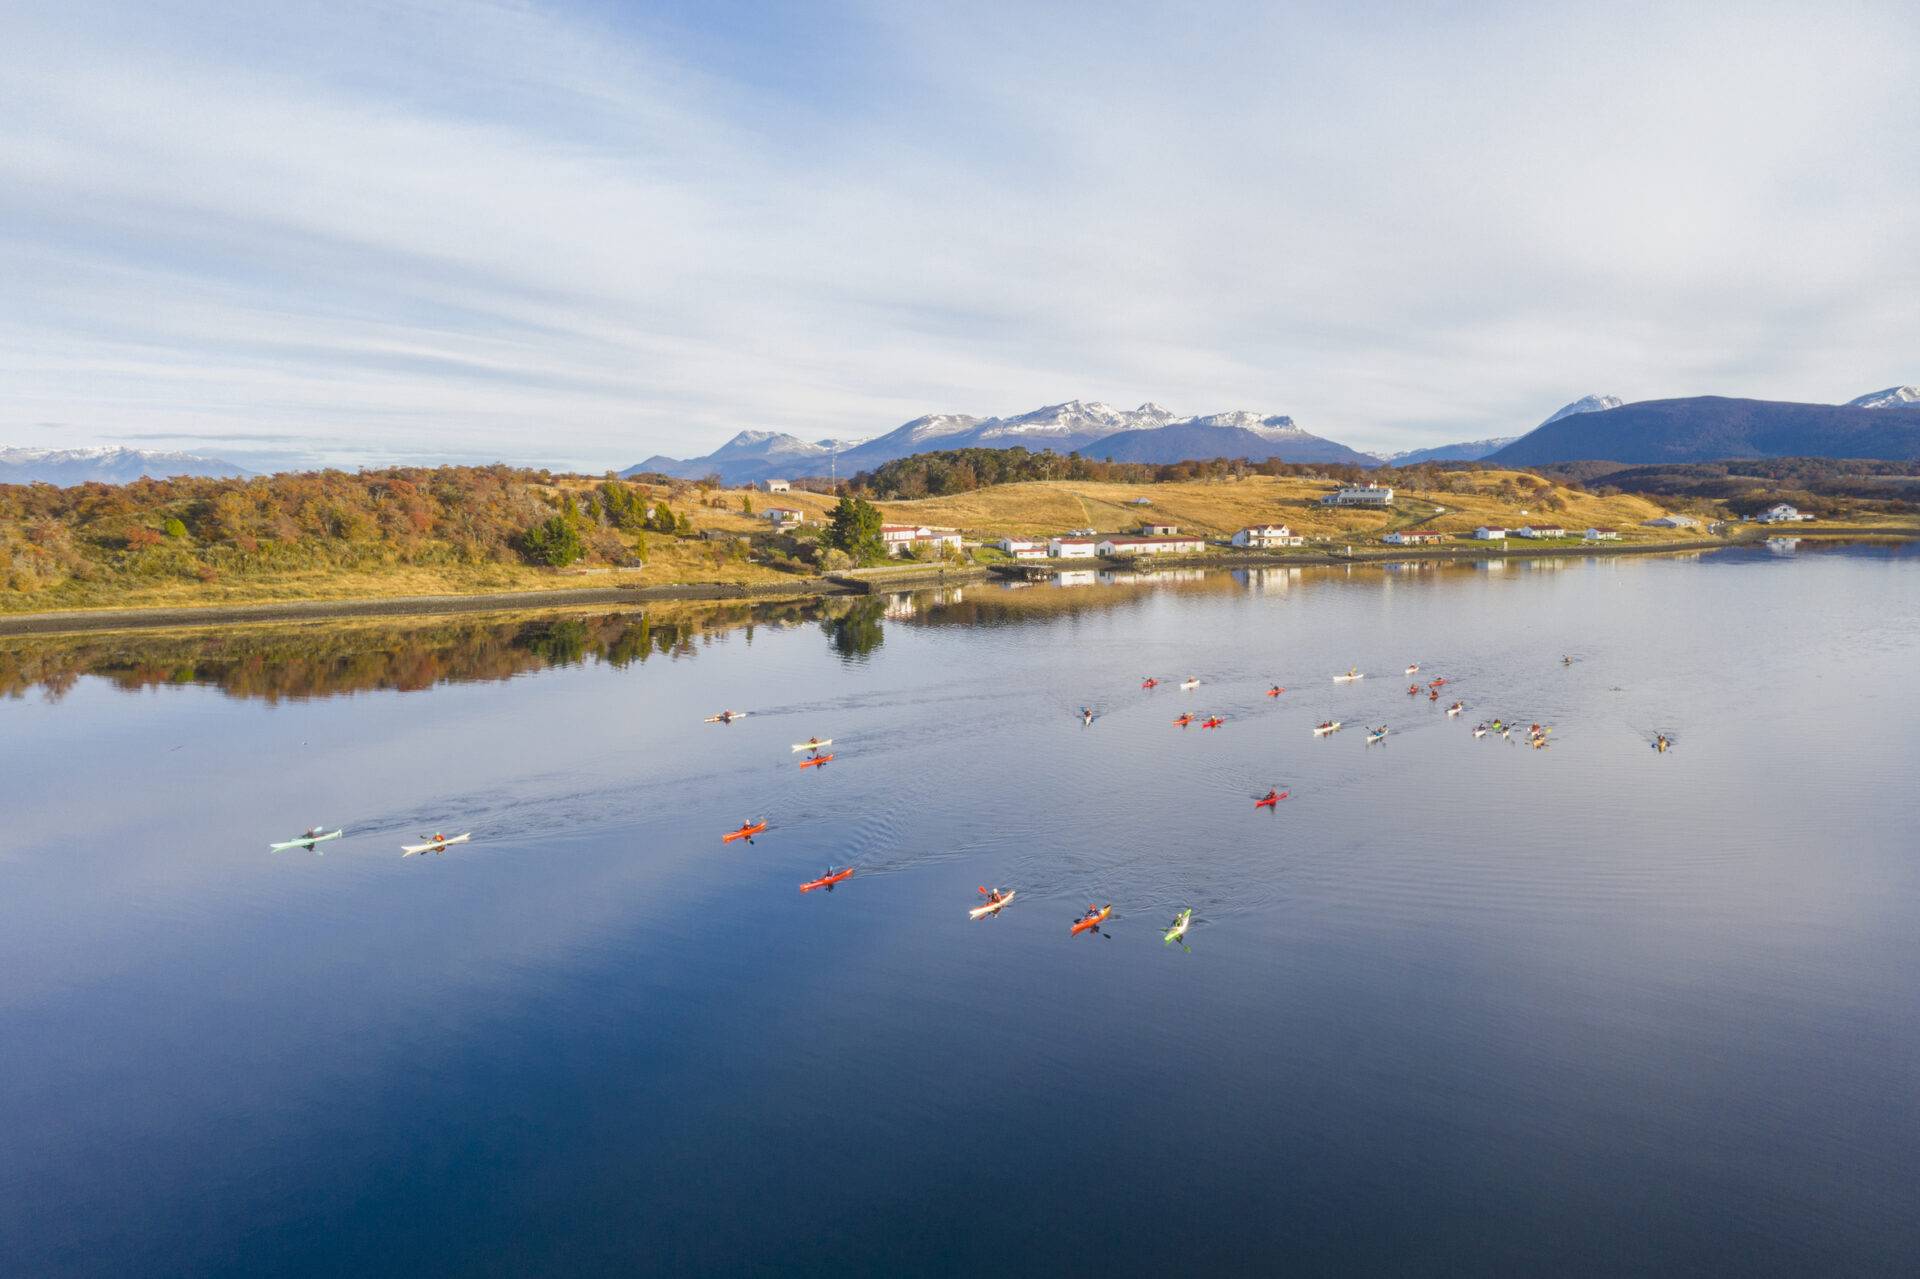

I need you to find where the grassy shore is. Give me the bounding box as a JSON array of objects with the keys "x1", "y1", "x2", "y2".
[{"x1": 9, "y1": 466, "x2": 1909, "y2": 620}]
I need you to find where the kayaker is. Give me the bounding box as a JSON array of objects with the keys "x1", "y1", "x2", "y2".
[
  {"x1": 1262, "y1": 788, "x2": 1278, "y2": 803},
  {"x1": 736, "y1": 821, "x2": 757, "y2": 843}
]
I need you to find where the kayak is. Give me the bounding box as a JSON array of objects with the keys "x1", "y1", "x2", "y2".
[
  {"x1": 1472, "y1": 727, "x2": 1487, "y2": 738},
  {"x1": 1142, "y1": 678, "x2": 1160, "y2": 689},
  {"x1": 1200, "y1": 717, "x2": 1224, "y2": 728},
  {"x1": 1173, "y1": 714, "x2": 1195, "y2": 726},
  {"x1": 799, "y1": 753, "x2": 834, "y2": 768},
  {"x1": 723, "y1": 822, "x2": 767, "y2": 843},
  {"x1": 1405, "y1": 664, "x2": 1420, "y2": 674},
  {"x1": 1366, "y1": 728, "x2": 1388, "y2": 743},
  {"x1": 270, "y1": 829, "x2": 342, "y2": 852},
  {"x1": 1180, "y1": 679, "x2": 1200, "y2": 690},
  {"x1": 1164, "y1": 909, "x2": 1192, "y2": 946},
  {"x1": 1254, "y1": 791, "x2": 1288, "y2": 807},
  {"x1": 1333, "y1": 671, "x2": 1364, "y2": 681},
  {"x1": 1429, "y1": 678, "x2": 1447, "y2": 688},
  {"x1": 401, "y1": 832, "x2": 471, "y2": 856},
  {"x1": 790, "y1": 739, "x2": 833, "y2": 751},
  {"x1": 704, "y1": 712, "x2": 748, "y2": 723},
  {"x1": 1267, "y1": 686, "x2": 1285, "y2": 697},
  {"x1": 1446, "y1": 704, "x2": 1462, "y2": 716},
  {"x1": 969, "y1": 889, "x2": 1015, "y2": 919},
  {"x1": 1407, "y1": 685, "x2": 1420, "y2": 695},
  {"x1": 1071, "y1": 904, "x2": 1112, "y2": 935},
  {"x1": 800, "y1": 867, "x2": 853, "y2": 893},
  {"x1": 1312, "y1": 721, "x2": 1341, "y2": 735}
]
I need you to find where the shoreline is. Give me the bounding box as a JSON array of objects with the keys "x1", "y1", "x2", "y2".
[{"x1": 2, "y1": 527, "x2": 1911, "y2": 638}]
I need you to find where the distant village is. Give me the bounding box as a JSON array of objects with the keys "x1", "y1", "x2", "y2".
[{"x1": 747, "y1": 479, "x2": 1803, "y2": 561}]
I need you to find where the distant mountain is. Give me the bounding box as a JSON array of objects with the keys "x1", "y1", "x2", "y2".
[
  {"x1": 0, "y1": 446, "x2": 250, "y2": 486},
  {"x1": 623, "y1": 401, "x2": 1367, "y2": 481},
  {"x1": 1382, "y1": 436, "x2": 1520, "y2": 465},
  {"x1": 1485, "y1": 397, "x2": 1920, "y2": 466},
  {"x1": 1084, "y1": 411, "x2": 1379, "y2": 466},
  {"x1": 1848, "y1": 386, "x2": 1920, "y2": 409}
]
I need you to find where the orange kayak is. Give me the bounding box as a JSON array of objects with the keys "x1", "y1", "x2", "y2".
[
  {"x1": 1201, "y1": 717, "x2": 1224, "y2": 728},
  {"x1": 1071, "y1": 904, "x2": 1111, "y2": 935},
  {"x1": 723, "y1": 821, "x2": 767, "y2": 843},
  {"x1": 800, "y1": 868, "x2": 853, "y2": 893},
  {"x1": 1255, "y1": 791, "x2": 1289, "y2": 807},
  {"x1": 1267, "y1": 686, "x2": 1285, "y2": 696},
  {"x1": 799, "y1": 753, "x2": 834, "y2": 769},
  {"x1": 1173, "y1": 714, "x2": 1195, "y2": 726}
]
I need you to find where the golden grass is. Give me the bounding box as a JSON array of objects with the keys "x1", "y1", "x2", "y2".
[{"x1": 868, "y1": 471, "x2": 1698, "y2": 543}]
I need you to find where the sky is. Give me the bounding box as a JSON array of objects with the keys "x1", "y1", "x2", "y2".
[{"x1": 2, "y1": 0, "x2": 1916, "y2": 472}]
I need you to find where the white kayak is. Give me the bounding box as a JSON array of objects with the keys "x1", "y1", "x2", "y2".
[
  {"x1": 790, "y1": 739, "x2": 833, "y2": 752},
  {"x1": 1472, "y1": 727, "x2": 1487, "y2": 738},
  {"x1": 704, "y1": 712, "x2": 749, "y2": 723},
  {"x1": 402, "y1": 833, "x2": 471, "y2": 856},
  {"x1": 1333, "y1": 672, "x2": 1364, "y2": 682},
  {"x1": 1446, "y1": 705, "x2": 1462, "y2": 716},
  {"x1": 1312, "y1": 721, "x2": 1342, "y2": 735},
  {"x1": 270, "y1": 830, "x2": 342, "y2": 852},
  {"x1": 1180, "y1": 679, "x2": 1200, "y2": 690},
  {"x1": 1405, "y1": 665, "x2": 1420, "y2": 675},
  {"x1": 1366, "y1": 729, "x2": 1388, "y2": 743},
  {"x1": 969, "y1": 889, "x2": 1016, "y2": 919}
]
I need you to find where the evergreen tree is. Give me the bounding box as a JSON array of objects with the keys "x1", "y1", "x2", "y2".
[
  {"x1": 827, "y1": 496, "x2": 884, "y2": 563},
  {"x1": 519, "y1": 515, "x2": 583, "y2": 566}
]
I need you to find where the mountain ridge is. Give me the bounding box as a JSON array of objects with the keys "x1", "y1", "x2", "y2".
[{"x1": 0, "y1": 445, "x2": 251, "y2": 486}]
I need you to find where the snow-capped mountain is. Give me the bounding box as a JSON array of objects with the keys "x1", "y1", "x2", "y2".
[
  {"x1": 1540, "y1": 394, "x2": 1624, "y2": 426},
  {"x1": 625, "y1": 431, "x2": 871, "y2": 480},
  {"x1": 0, "y1": 446, "x2": 250, "y2": 486},
  {"x1": 624, "y1": 400, "x2": 1367, "y2": 482},
  {"x1": 1848, "y1": 386, "x2": 1920, "y2": 409}
]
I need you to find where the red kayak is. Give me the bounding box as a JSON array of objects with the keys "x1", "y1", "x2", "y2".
[
  {"x1": 1429, "y1": 678, "x2": 1447, "y2": 688},
  {"x1": 1255, "y1": 791, "x2": 1289, "y2": 807},
  {"x1": 722, "y1": 821, "x2": 767, "y2": 843},
  {"x1": 800, "y1": 867, "x2": 853, "y2": 893},
  {"x1": 1142, "y1": 678, "x2": 1160, "y2": 689},
  {"x1": 799, "y1": 753, "x2": 834, "y2": 769},
  {"x1": 1173, "y1": 714, "x2": 1195, "y2": 726},
  {"x1": 1267, "y1": 685, "x2": 1285, "y2": 696},
  {"x1": 1201, "y1": 717, "x2": 1224, "y2": 728},
  {"x1": 1071, "y1": 904, "x2": 1111, "y2": 935}
]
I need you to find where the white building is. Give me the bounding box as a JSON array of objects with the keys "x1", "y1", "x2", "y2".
[
  {"x1": 760, "y1": 479, "x2": 791, "y2": 493},
  {"x1": 1474, "y1": 526, "x2": 1508, "y2": 540},
  {"x1": 765, "y1": 507, "x2": 805, "y2": 525},
  {"x1": 1514, "y1": 525, "x2": 1567, "y2": 539},
  {"x1": 1755, "y1": 503, "x2": 1812, "y2": 523},
  {"x1": 1138, "y1": 521, "x2": 1180, "y2": 536},
  {"x1": 997, "y1": 537, "x2": 1049, "y2": 559},
  {"x1": 1584, "y1": 527, "x2": 1621, "y2": 541},
  {"x1": 1642, "y1": 515, "x2": 1699, "y2": 529},
  {"x1": 1320, "y1": 482, "x2": 1395, "y2": 507},
  {"x1": 1232, "y1": 524, "x2": 1304, "y2": 548},
  {"x1": 1383, "y1": 530, "x2": 1448, "y2": 546},
  {"x1": 881, "y1": 523, "x2": 963, "y2": 555},
  {"x1": 1047, "y1": 537, "x2": 1099, "y2": 559},
  {"x1": 1096, "y1": 535, "x2": 1207, "y2": 556}
]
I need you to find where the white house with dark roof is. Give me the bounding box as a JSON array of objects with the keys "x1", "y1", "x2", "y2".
[{"x1": 1232, "y1": 524, "x2": 1303, "y2": 548}]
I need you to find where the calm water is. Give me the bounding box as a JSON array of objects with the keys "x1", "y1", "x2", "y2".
[{"x1": 4, "y1": 544, "x2": 1919, "y2": 1277}]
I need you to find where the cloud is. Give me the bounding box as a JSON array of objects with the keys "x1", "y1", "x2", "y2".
[{"x1": 1, "y1": 0, "x2": 1916, "y2": 466}]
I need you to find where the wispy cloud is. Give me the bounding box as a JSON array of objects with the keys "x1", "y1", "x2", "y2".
[{"x1": 2, "y1": 0, "x2": 1916, "y2": 467}]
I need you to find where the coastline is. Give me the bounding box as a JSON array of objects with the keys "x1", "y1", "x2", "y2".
[{"x1": 2, "y1": 527, "x2": 1911, "y2": 638}]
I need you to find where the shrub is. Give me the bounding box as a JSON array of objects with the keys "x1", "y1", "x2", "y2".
[
  {"x1": 163, "y1": 518, "x2": 188, "y2": 539},
  {"x1": 519, "y1": 516, "x2": 583, "y2": 567}
]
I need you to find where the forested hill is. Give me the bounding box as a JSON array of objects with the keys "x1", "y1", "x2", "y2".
[{"x1": 0, "y1": 465, "x2": 666, "y2": 598}]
